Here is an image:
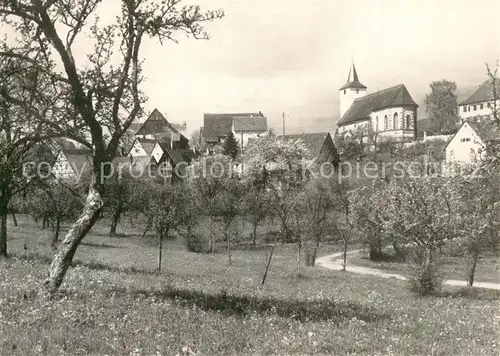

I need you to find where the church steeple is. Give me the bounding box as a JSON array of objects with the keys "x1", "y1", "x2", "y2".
[
  {"x1": 339, "y1": 62, "x2": 367, "y2": 118},
  {"x1": 339, "y1": 63, "x2": 367, "y2": 91}
]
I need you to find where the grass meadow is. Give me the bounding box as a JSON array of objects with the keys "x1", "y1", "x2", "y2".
[{"x1": 0, "y1": 215, "x2": 499, "y2": 355}]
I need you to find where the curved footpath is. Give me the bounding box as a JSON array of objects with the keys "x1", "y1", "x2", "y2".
[{"x1": 316, "y1": 250, "x2": 500, "y2": 291}]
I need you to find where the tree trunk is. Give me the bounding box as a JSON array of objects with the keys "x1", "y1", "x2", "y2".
[
  {"x1": 51, "y1": 219, "x2": 61, "y2": 250},
  {"x1": 261, "y1": 234, "x2": 280, "y2": 285},
  {"x1": 141, "y1": 219, "x2": 151, "y2": 239},
  {"x1": 296, "y1": 241, "x2": 302, "y2": 275},
  {"x1": 11, "y1": 212, "x2": 17, "y2": 227},
  {"x1": 0, "y1": 205, "x2": 7, "y2": 259},
  {"x1": 311, "y1": 237, "x2": 321, "y2": 267},
  {"x1": 253, "y1": 221, "x2": 257, "y2": 245},
  {"x1": 209, "y1": 215, "x2": 214, "y2": 256},
  {"x1": 466, "y1": 250, "x2": 479, "y2": 287},
  {"x1": 109, "y1": 206, "x2": 122, "y2": 237},
  {"x1": 342, "y1": 236, "x2": 348, "y2": 272},
  {"x1": 158, "y1": 231, "x2": 164, "y2": 272},
  {"x1": 43, "y1": 185, "x2": 103, "y2": 293},
  {"x1": 225, "y1": 230, "x2": 232, "y2": 265}
]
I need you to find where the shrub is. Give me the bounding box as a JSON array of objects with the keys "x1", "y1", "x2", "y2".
[
  {"x1": 184, "y1": 232, "x2": 209, "y2": 253},
  {"x1": 407, "y1": 262, "x2": 442, "y2": 296}
]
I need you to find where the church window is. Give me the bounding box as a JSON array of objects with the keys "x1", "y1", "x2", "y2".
[
  {"x1": 405, "y1": 115, "x2": 412, "y2": 129},
  {"x1": 344, "y1": 90, "x2": 346, "y2": 94},
  {"x1": 356, "y1": 89, "x2": 359, "y2": 94},
  {"x1": 480, "y1": 103, "x2": 484, "y2": 110},
  {"x1": 473, "y1": 105, "x2": 477, "y2": 111},
  {"x1": 376, "y1": 117, "x2": 379, "y2": 131},
  {"x1": 463, "y1": 106, "x2": 467, "y2": 112},
  {"x1": 384, "y1": 115, "x2": 388, "y2": 130},
  {"x1": 393, "y1": 113, "x2": 399, "y2": 129}
]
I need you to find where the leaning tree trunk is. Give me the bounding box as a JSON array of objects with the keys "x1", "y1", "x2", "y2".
[
  {"x1": 43, "y1": 184, "x2": 103, "y2": 293},
  {"x1": 261, "y1": 234, "x2": 280, "y2": 285},
  {"x1": 11, "y1": 212, "x2": 17, "y2": 227},
  {"x1": 466, "y1": 250, "x2": 479, "y2": 287}
]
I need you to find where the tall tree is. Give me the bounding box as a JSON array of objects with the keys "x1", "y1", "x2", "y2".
[
  {"x1": 222, "y1": 131, "x2": 239, "y2": 160},
  {"x1": 0, "y1": 56, "x2": 62, "y2": 258},
  {"x1": 0, "y1": 0, "x2": 223, "y2": 292},
  {"x1": 425, "y1": 80, "x2": 459, "y2": 134}
]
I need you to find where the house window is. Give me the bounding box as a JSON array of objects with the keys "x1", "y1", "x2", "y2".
[
  {"x1": 393, "y1": 113, "x2": 399, "y2": 130},
  {"x1": 480, "y1": 103, "x2": 484, "y2": 110},
  {"x1": 344, "y1": 90, "x2": 346, "y2": 94},
  {"x1": 473, "y1": 105, "x2": 477, "y2": 111},
  {"x1": 356, "y1": 89, "x2": 359, "y2": 94},
  {"x1": 384, "y1": 115, "x2": 388, "y2": 130},
  {"x1": 463, "y1": 106, "x2": 467, "y2": 112},
  {"x1": 468, "y1": 106, "x2": 471, "y2": 111},
  {"x1": 487, "y1": 102, "x2": 491, "y2": 108}
]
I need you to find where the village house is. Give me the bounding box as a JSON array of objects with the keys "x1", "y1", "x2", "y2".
[
  {"x1": 127, "y1": 138, "x2": 158, "y2": 157},
  {"x1": 445, "y1": 120, "x2": 500, "y2": 168},
  {"x1": 458, "y1": 80, "x2": 500, "y2": 122},
  {"x1": 202, "y1": 112, "x2": 268, "y2": 148},
  {"x1": 52, "y1": 148, "x2": 93, "y2": 181},
  {"x1": 336, "y1": 64, "x2": 418, "y2": 143},
  {"x1": 280, "y1": 132, "x2": 338, "y2": 166},
  {"x1": 135, "y1": 109, "x2": 190, "y2": 149},
  {"x1": 151, "y1": 142, "x2": 197, "y2": 182}
]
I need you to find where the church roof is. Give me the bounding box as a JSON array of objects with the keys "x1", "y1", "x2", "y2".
[
  {"x1": 459, "y1": 80, "x2": 500, "y2": 105},
  {"x1": 337, "y1": 84, "x2": 418, "y2": 126},
  {"x1": 339, "y1": 64, "x2": 367, "y2": 90}
]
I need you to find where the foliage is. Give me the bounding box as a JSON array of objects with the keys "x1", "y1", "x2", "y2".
[
  {"x1": 424, "y1": 80, "x2": 459, "y2": 134},
  {"x1": 187, "y1": 154, "x2": 234, "y2": 254},
  {"x1": 0, "y1": 0, "x2": 224, "y2": 291},
  {"x1": 28, "y1": 181, "x2": 84, "y2": 248},
  {"x1": 407, "y1": 261, "x2": 443, "y2": 296},
  {"x1": 222, "y1": 131, "x2": 240, "y2": 160}
]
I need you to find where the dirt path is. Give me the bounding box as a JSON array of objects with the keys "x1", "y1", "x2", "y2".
[{"x1": 316, "y1": 250, "x2": 500, "y2": 290}]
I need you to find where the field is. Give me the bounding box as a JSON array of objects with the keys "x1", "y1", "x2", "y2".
[{"x1": 1, "y1": 215, "x2": 499, "y2": 355}]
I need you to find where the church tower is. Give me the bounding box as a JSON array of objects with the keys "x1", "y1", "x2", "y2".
[{"x1": 339, "y1": 63, "x2": 367, "y2": 118}]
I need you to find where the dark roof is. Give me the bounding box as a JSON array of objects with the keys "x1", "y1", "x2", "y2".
[
  {"x1": 136, "y1": 109, "x2": 187, "y2": 141},
  {"x1": 203, "y1": 113, "x2": 265, "y2": 142},
  {"x1": 280, "y1": 132, "x2": 331, "y2": 159},
  {"x1": 233, "y1": 115, "x2": 268, "y2": 132},
  {"x1": 61, "y1": 148, "x2": 93, "y2": 174},
  {"x1": 337, "y1": 84, "x2": 418, "y2": 126},
  {"x1": 339, "y1": 63, "x2": 367, "y2": 90},
  {"x1": 459, "y1": 80, "x2": 500, "y2": 105},
  {"x1": 468, "y1": 121, "x2": 500, "y2": 142}
]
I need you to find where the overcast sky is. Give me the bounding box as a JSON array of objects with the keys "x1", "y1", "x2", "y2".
[{"x1": 6, "y1": 0, "x2": 500, "y2": 135}]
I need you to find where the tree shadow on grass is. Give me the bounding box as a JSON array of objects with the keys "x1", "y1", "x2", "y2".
[
  {"x1": 80, "y1": 242, "x2": 123, "y2": 249},
  {"x1": 100, "y1": 285, "x2": 389, "y2": 323}
]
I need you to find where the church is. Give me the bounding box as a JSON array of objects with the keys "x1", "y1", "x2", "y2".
[{"x1": 336, "y1": 64, "x2": 418, "y2": 142}]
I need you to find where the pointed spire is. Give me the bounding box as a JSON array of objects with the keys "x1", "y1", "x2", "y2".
[
  {"x1": 339, "y1": 62, "x2": 367, "y2": 91},
  {"x1": 352, "y1": 63, "x2": 360, "y2": 83}
]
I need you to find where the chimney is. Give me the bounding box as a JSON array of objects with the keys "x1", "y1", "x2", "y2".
[{"x1": 259, "y1": 111, "x2": 263, "y2": 116}]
